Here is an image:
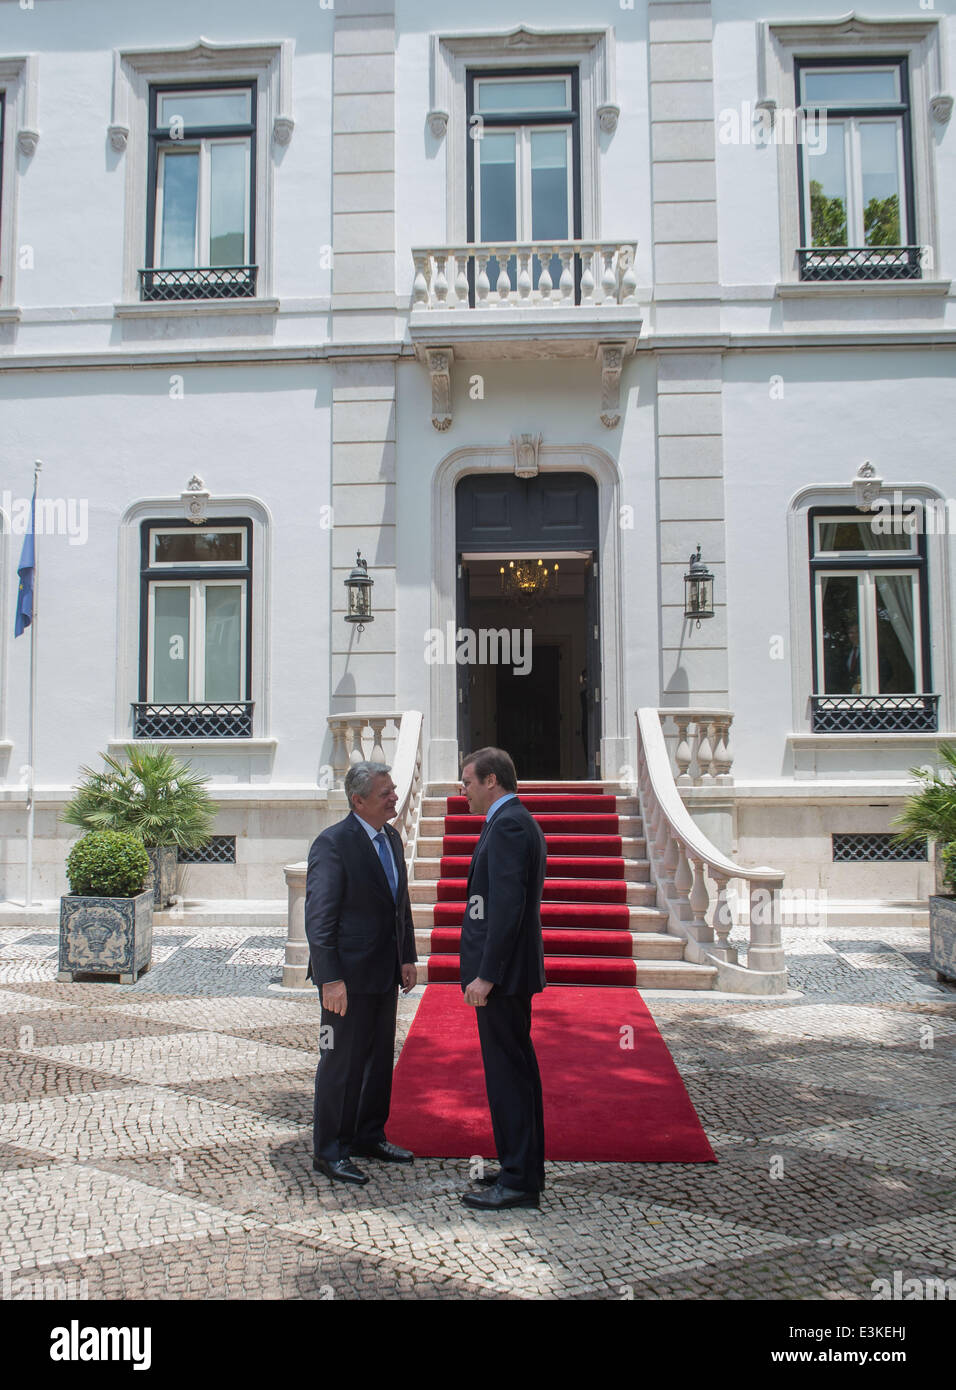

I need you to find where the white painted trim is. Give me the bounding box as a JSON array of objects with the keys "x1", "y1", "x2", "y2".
[
  {"x1": 786, "y1": 480, "x2": 955, "y2": 737},
  {"x1": 0, "y1": 55, "x2": 36, "y2": 307},
  {"x1": 113, "y1": 38, "x2": 289, "y2": 302},
  {"x1": 105, "y1": 738, "x2": 278, "y2": 757},
  {"x1": 427, "y1": 443, "x2": 625, "y2": 782},
  {"x1": 761, "y1": 15, "x2": 946, "y2": 285},
  {"x1": 116, "y1": 493, "x2": 272, "y2": 742},
  {"x1": 431, "y1": 27, "x2": 617, "y2": 246}
]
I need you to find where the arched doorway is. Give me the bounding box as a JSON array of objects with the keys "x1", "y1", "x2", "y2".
[{"x1": 455, "y1": 471, "x2": 600, "y2": 779}]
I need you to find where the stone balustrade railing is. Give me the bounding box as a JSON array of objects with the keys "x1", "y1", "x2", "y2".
[
  {"x1": 637, "y1": 707, "x2": 787, "y2": 994},
  {"x1": 658, "y1": 708, "x2": 733, "y2": 785},
  {"x1": 411, "y1": 241, "x2": 639, "y2": 310},
  {"x1": 280, "y1": 710, "x2": 425, "y2": 990}
]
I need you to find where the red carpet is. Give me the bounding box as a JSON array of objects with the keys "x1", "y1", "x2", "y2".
[
  {"x1": 388, "y1": 985, "x2": 716, "y2": 1162},
  {"x1": 429, "y1": 785, "x2": 643, "y2": 987}
]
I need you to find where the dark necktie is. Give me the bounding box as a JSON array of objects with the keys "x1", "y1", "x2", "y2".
[{"x1": 375, "y1": 830, "x2": 398, "y2": 900}]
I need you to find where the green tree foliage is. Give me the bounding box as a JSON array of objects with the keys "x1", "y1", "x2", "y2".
[
  {"x1": 893, "y1": 743, "x2": 956, "y2": 891},
  {"x1": 809, "y1": 179, "x2": 847, "y2": 247},
  {"x1": 864, "y1": 194, "x2": 901, "y2": 247},
  {"x1": 62, "y1": 745, "x2": 216, "y2": 850}
]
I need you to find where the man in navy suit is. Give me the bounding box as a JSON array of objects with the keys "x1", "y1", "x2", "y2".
[
  {"x1": 458, "y1": 747, "x2": 547, "y2": 1210},
  {"x1": 305, "y1": 761, "x2": 417, "y2": 1185}
]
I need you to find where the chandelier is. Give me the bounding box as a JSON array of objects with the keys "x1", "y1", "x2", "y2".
[{"x1": 499, "y1": 557, "x2": 559, "y2": 609}]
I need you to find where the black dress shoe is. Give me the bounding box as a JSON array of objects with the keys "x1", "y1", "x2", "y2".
[
  {"x1": 350, "y1": 1140, "x2": 414, "y2": 1164},
  {"x1": 312, "y1": 1157, "x2": 369, "y2": 1185},
  {"x1": 477, "y1": 1169, "x2": 546, "y2": 1190},
  {"x1": 461, "y1": 1181, "x2": 540, "y2": 1211}
]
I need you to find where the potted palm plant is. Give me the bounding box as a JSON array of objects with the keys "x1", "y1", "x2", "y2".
[
  {"x1": 893, "y1": 743, "x2": 956, "y2": 984},
  {"x1": 62, "y1": 745, "x2": 216, "y2": 908},
  {"x1": 59, "y1": 830, "x2": 153, "y2": 983}
]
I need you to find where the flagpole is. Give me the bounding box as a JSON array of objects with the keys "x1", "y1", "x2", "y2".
[{"x1": 24, "y1": 459, "x2": 40, "y2": 911}]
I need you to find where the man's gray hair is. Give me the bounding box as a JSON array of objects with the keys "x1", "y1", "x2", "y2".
[{"x1": 344, "y1": 761, "x2": 391, "y2": 808}]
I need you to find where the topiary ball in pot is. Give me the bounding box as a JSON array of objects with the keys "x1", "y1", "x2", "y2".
[{"x1": 66, "y1": 830, "x2": 150, "y2": 899}]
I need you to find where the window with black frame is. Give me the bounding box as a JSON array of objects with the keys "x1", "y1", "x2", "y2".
[
  {"x1": 142, "y1": 83, "x2": 257, "y2": 301},
  {"x1": 135, "y1": 521, "x2": 253, "y2": 738},
  {"x1": 466, "y1": 69, "x2": 580, "y2": 304},
  {"x1": 808, "y1": 509, "x2": 936, "y2": 732},
  {"x1": 795, "y1": 57, "x2": 920, "y2": 282}
]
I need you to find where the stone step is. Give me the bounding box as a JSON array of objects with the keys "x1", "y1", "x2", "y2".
[
  {"x1": 417, "y1": 814, "x2": 644, "y2": 838},
  {"x1": 414, "y1": 928, "x2": 686, "y2": 959},
  {"x1": 421, "y1": 795, "x2": 641, "y2": 817},
  {"x1": 0, "y1": 900, "x2": 291, "y2": 931},
  {"x1": 407, "y1": 879, "x2": 657, "y2": 904},
  {"x1": 412, "y1": 904, "x2": 669, "y2": 932},
  {"x1": 412, "y1": 958, "x2": 718, "y2": 989},
  {"x1": 415, "y1": 835, "x2": 647, "y2": 860},
  {"x1": 425, "y1": 781, "x2": 613, "y2": 797},
  {"x1": 410, "y1": 857, "x2": 652, "y2": 883}
]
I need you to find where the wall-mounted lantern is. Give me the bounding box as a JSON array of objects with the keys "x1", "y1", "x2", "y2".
[
  {"x1": 684, "y1": 544, "x2": 714, "y2": 628},
  {"x1": 345, "y1": 551, "x2": 374, "y2": 632}
]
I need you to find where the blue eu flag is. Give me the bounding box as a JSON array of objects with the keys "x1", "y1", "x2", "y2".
[{"x1": 14, "y1": 483, "x2": 36, "y2": 638}]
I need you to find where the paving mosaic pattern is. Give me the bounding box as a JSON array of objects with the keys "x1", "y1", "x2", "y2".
[{"x1": 0, "y1": 922, "x2": 953, "y2": 1300}]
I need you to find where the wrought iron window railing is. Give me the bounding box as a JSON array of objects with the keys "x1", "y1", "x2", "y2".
[
  {"x1": 139, "y1": 266, "x2": 259, "y2": 301},
  {"x1": 132, "y1": 702, "x2": 254, "y2": 738},
  {"x1": 179, "y1": 836, "x2": 237, "y2": 865},
  {"x1": 811, "y1": 694, "x2": 938, "y2": 734},
  {"x1": 797, "y1": 246, "x2": 922, "y2": 282},
  {"x1": 832, "y1": 833, "x2": 927, "y2": 863}
]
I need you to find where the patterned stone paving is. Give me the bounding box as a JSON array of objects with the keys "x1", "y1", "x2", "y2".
[{"x1": 0, "y1": 922, "x2": 953, "y2": 1300}]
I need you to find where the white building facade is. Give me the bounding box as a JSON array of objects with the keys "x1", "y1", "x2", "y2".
[{"x1": 0, "y1": 0, "x2": 953, "y2": 952}]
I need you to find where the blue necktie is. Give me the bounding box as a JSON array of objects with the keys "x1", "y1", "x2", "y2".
[{"x1": 375, "y1": 830, "x2": 398, "y2": 900}]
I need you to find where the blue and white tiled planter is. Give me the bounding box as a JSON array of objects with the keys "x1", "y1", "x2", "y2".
[
  {"x1": 57, "y1": 891, "x2": 153, "y2": 983},
  {"x1": 929, "y1": 896, "x2": 956, "y2": 984},
  {"x1": 145, "y1": 846, "x2": 178, "y2": 908}
]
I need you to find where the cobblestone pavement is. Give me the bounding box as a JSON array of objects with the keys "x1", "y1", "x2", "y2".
[{"x1": 0, "y1": 922, "x2": 954, "y2": 1301}]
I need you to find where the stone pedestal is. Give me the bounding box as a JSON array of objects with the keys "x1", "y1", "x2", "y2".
[{"x1": 281, "y1": 861, "x2": 311, "y2": 989}]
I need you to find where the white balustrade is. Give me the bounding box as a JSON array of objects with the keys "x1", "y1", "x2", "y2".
[
  {"x1": 659, "y1": 709, "x2": 734, "y2": 785},
  {"x1": 410, "y1": 241, "x2": 639, "y2": 310},
  {"x1": 636, "y1": 707, "x2": 787, "y2": 994}
]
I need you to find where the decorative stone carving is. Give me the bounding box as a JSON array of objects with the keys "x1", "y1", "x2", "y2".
[
  {"x1": 58, "y1": 891, "x2": 153, "y2": 984},
  {"x1": 427, "y1": 109, "x2": 448, "y2": 139},
  {"x1": 108, "y1": 124, "x2": 130, "y2": 152},
  {"x1": 273, "y1": 115, "x2": 295, "y2": 145},
  {"x1": 17, "y1": 128, "x2": 39, "y2": 156},
  {"x1": 511, "y1": 433, "x2": 542, "y2": 478},
  {"x1": 598, "y1": 342, "x2": 626, "y2": 429},
  {"x1": 597, "y1": 103, "x2": 620, "y2": 134},
  {"x1": 930, "y1": 94, "x2": 953, "y2": 125},
  {"x1": 852, "y1": 459, "x2": 884, "y2": 511},
  {"x1": 425, "y1": 348, "x2": 453, "y2": 431},
  {"x1": 182, "y1": 474, "x2": 211, "y2": 524}
]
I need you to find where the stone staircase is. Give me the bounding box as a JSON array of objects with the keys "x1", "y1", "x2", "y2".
[{"x1": 409, "y1": 782, "x2": 718, "y2": 990}]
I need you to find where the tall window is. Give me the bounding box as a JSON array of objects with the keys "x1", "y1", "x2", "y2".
[
  {"x1": 137, "y1": 521, "x2": 253, "y2": 737},
  {"x1": 796, "y1": 58, "x2": 919, "y2": 281},
  {"x1": 143, "y1": 83, "x2": 256, "y2": 300},
  {"x1": 809, "y1": 509, "x2": 935, "y2": 732},
  {"x1": 467, "y1": 69, "x2": 580, "y2": 297}
]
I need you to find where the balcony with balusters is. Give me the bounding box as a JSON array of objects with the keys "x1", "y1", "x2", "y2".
[{"x1": 408, "y1": 241, "x2": 643, "y2": 427}]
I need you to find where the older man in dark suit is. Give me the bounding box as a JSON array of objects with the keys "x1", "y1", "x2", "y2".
[
  {"x1": 305, "y1": 761, "x2": 417, "y2": 1185},
  {"x1": 458, "y1": 747, "x2": 547, "y2": 1211}
]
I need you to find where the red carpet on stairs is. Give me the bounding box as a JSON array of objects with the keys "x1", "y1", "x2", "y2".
[
  {"x1": 428, "y1": 785, "x2": 640, "y2": 987},
  {"x1": 388, "y1": 985, "x2": 716, "y2": 1163}
]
